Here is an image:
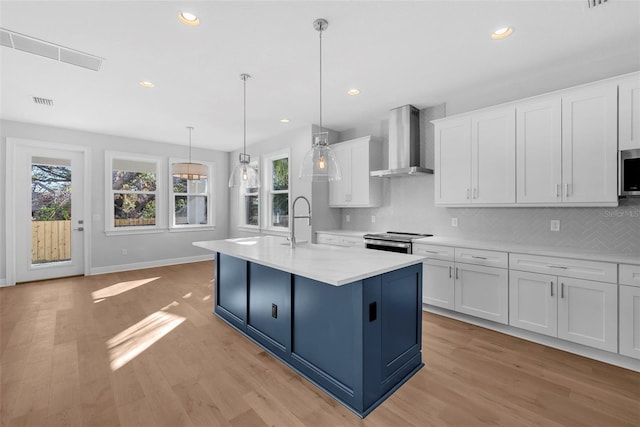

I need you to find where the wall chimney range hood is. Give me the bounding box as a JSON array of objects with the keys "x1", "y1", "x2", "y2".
[{"x1": 370, "y1": 104, "x2": 433, "y2": 177}]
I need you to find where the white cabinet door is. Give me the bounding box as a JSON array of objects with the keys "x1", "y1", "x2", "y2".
[
  {"x1": 619, "y1": 73, "x2": 640, "y2": 151},
  {"x1": 454, "y1": 263, "x2": 508, "y2": 324},
  {"x1": 561, "y1": 83, "x2": 618, "y2": 204},
  {"x1": 329, "y1": 144, "x2": 350, "y2": 206},
  {"x1": 620, "y1": 285, "x2": 640, "y2": 360},
  {"x1": 423, "y1": 259, "x2": 455, "y2": 310},
  {"x1": 349, "y1": 140, "x2": 371, "y2": 206},
  {"x1": 509, "y1": 270, "x2": 558, "y2": 337},
  {"x1": 557, "y1": 277, "x2": 617, "y2": 352},
  {"x1": 434, "y1": 116, "x2": 472, "y2": 205},
  {"x1": 516, "y1": 97, "x2": 562, "y2": 203},
  {"x1": 471, "y1": 107, "x2": 516, "y2": 204}
]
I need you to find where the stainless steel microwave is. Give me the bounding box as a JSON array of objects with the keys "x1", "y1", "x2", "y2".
[{"x1": 620, "y1": 149, "x2": 640, "y2": 197}]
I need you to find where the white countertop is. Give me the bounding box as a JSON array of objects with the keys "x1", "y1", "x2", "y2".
[
  {"x1": 413, "y1": 236, "x2": 640, "y2": 266},
  {"x1": 193, "y1": 236, "x2": 425, "y2": 286},
  {"x1": 315, "y1": 230, "x2": 369, "y2": 237}
]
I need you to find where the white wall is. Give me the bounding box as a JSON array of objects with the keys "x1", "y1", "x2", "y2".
[
  {"x1": 1, "y1": 119, "x2": 230, "y2": 281},
  {"x1": 228, "y1": 124, "x2": 340, "y2": 242}
]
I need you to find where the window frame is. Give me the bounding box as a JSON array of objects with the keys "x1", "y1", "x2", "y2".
[
  {"x1": 105, "y1": 151, "x2": 164, "y2": 235},
  {"x1": 263, "y1": 149, "x2": 290, "y2": 235},
  {"x1": 237, "y1": 158, "x2": 260, "y2": 232},
  {"x1": 168, "y1": 157, "x2": 216, "y2": 232}
]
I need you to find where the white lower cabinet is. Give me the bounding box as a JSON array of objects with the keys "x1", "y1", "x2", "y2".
[
  {"x1": 620, "y1": 263, "x2": 640, "y2": 360},
  {"x1": 455, "y1": 263, "x2": 509, "y2": 324},
  {"x1": 422, "y1": 259, "x2": 455, "y2": 311},
  {"x1": 509, "y1": 254, "x2": 618, "y2": 353}
]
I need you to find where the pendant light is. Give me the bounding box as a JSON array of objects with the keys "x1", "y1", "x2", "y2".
[
  {"x1": 229, "y1": 73, "x2": 261, "y2": 188},
  {"x1": 299, "y1": 18, "x2": 342, "y2": 182},
  {"x1": 173, "y1": 126, "x2": 207, "y2": 180}
]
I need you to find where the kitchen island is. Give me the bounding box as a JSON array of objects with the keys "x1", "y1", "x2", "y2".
[{"x1": 193, "y1": 236, "x2": 425, "y2": 417}]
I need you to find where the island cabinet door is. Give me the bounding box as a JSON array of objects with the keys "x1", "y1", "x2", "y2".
[
  {"x1": 215, "y1": 253, "x2": 247, "y2": 329},
  {"x1": 290, "y1": 276, "x2": 365, "y2": 411},
  {"x1": 247, "y1": 263, "x2": 291, "y2": 356}
]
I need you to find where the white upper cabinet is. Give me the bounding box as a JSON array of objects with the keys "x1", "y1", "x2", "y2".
[
  {"x1": 434, "y1": 107, "x2": 515, "y2": 205},
  {"x1": 561, "y1": 82, "x2": 618, "y2": 204},
  {"x1": 434, "y1": 116, "x2": 471, "y2": 204},
  {"x1": 329, "y1": 136, "x2": 382, "y2": 208},
  {"x1": 516, "y1": 96, "x2": 562, "y2": 203},
  {"x1": 619, "y1": 73, "x2": 640, "y2": 151}
]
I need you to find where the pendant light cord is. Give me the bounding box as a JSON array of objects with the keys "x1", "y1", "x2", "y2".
[
  {"x1": 243, "y1": 75, "x2": 247, "y2": 155},
  {"x1": 187, "y1": 126, "x2": 194, "y2": 163},
  {"x1": 319, "y1": 23, "x2": 323, "y2": 136}
]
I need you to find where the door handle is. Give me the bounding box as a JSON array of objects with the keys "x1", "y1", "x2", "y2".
[{"x1": 73, "y1": 227, "x2": 84, "y2": 231}]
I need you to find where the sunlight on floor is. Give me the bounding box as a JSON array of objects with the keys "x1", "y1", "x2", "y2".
[
  {"x1": 107, "y1": 308, "x2": 185, "y2": 371},
  {"x1": 92, "y1": 277, "x2": 160, "y2": 301}
]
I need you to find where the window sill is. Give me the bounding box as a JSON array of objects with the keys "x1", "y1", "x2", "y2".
[
  {"x1": 169, "y1": 226, "x2": 216, "y2": 233},
  {"x1": 237, "y1": 226, "x2": 261, "y2": 233},
  {"x1": 105, "y1": 228, "x2": 165, "y2": 237}
]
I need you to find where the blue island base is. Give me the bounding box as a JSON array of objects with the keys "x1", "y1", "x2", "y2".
[{"x1": 214, "y1": 253, "x2": 424, "y2": 418}]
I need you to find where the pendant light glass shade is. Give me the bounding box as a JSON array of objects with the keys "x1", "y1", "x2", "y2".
[
  {"x1": 173, "y1": 126, "x2": 207, "y2": 180},
  {"x1": 229, "y1": 74, "x2": 261, "y2": 189},
  {"x1": 299, "y1": 18, "x2": 342, "y2": 182},
  {"x1": 299, "y1": 132, "x2": 342, "y2": 181}
]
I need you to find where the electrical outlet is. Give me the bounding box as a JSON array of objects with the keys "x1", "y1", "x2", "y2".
[
  {"x1": 371, "y1": 215, "x2": 376, "y2": 224},
  {"x1": 451, "y1": 218, "x2": 458, "y2": 227},
  {"x1": 550, "y1": 220, "x2": 560, "y2": 232},
  {"x1": 345, "y1": 214, "x2": 350, "y2": 223},
  {"x1": 121, "y1": 248, "x2": 128, "y2": 255}
]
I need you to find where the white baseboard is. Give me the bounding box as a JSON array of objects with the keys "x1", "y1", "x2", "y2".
[
  {"x1": 423, "y1": 304, "x2": 640, "y2": 373},
  {"x1": 0, "y1": 278, "x2": 9, "y2": 287},
  {"x1": 89, "y1": 254, "x2": 214, "y2": 276}
]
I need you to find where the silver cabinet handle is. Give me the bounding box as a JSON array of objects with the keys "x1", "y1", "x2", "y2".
[
  {"x1": 561, "y1": 282, "x2": 565, "y2": 299},
  {"x1": 550, "y1": 281, "x2": 554, "y2": 297},
  {"x1": 449, "y1": 266, "x2": 452, "y2": 278},
  {"x1": 565, "y1": 183, "x2": 570, "y2": 198},
  {"x1": 455, "y1": 267, "x2": 459, "y2": 280},
  {"x1": 473, "y1": 188, "x2": 478, "y2": 199},
  {"x1": 556, "y1": 184, "x2": 560, "y2": 197},
  {"x1": 548, "y1": 265, "x2": 568, "y2": 269},
  {"x1": 466, "y1": 188, "x2": 470, "y2": 199},
  {"x1": 471, "y1": 255, "x2": 488, "y2": 260}
]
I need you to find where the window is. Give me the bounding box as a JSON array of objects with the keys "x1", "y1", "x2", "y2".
[
  {"x1": 239, "y1": 160, "x2": 260, "y2": 229},
  {"x1": 265, "y1": 151, "x2": 289, "y2": 231},
  {"x1": 106, "y1": 152, "x2": 162, "y2": 234},
  {"x1": 170, "y1": 159, "x2": 215, "y2": 230}
]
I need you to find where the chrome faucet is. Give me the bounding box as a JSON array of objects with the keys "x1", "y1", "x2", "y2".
[{"x1": 290, "y1": 195, "x2": 311, "y2": 248}]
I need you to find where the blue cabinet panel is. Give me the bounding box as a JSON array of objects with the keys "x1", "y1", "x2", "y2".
[
  {"x1": 291, "y1": 276, "x2": 363, "y2": 405},
  {"x1": 216, "y1": 253, "x2": 247, "y2": 328},
  {"x1": 380, "y1": 265, "x2": 422, "y2": 380},
  {"x1": 247, "y1": 263, "x2": 291, "y2": 354}
]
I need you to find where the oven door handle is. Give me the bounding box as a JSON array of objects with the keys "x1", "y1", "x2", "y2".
[{"x1": 364, "y1": 239, "x2": 411, "y2": 249}]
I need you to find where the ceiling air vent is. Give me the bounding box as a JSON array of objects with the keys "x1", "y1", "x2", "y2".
[
  {"x1": 587, "y1": 0, "x2": 608, "y2": 8},
  {"x1": 0, "y1": 27, "x2": 103, "y2": 71},
  {"x1": 33, "y1": 97, "x2": 54, "y2": 107}
]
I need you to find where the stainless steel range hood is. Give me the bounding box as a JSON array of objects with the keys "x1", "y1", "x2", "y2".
[{"x1": 370, "y1": 104, "x2": 433, "y2": 177}]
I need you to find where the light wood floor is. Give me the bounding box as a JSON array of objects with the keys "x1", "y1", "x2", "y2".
[{"x1": 1, "y1": 261, "x2": 639, "y2": 427}]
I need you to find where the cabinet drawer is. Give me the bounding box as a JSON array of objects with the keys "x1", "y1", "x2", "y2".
[
  {"x1": 413, "y1": 244, "x2": 454, "y2": 261},
  {"x1": 316, "y1": 234, "x2": 340, "y2": 246},
  {"x1": 619, "y1": 264, "x2": 640, "y2": 288},
  {"x1": 509, "y1": 253, "x2": 617, "y2": 283},
  {"x1": 339, "y1": 235, "x2": 364, "y2": 248},
  {"x1": 455, "y1": 248, "x2": 508, "y2": 269}
]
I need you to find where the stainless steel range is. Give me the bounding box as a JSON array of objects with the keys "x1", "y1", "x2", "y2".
[{"x1": 363, "y1": 231, "x2": 433, "y2": 254}]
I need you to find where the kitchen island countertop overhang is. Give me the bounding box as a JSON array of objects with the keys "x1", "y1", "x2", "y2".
[{"x1": 193, "y1": 236, "x2": 427, "y2": 285}]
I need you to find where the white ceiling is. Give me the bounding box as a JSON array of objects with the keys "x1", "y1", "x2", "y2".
[{"x1": 1, "y1": 1, "x2": 639, "y2": 152}]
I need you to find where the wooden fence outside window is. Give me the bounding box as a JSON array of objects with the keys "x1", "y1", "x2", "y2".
[{"x1": 31, "y1": 220, "x2": 71, "y2": 264}]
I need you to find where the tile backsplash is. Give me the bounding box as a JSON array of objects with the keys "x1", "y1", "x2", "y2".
[{"x1": 341, "y1": 174, "x2": 640, "y2": 256}]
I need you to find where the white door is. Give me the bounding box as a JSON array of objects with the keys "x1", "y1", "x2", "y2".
[
  {"x1": 509, "y1": 270, "x2": 558, "y2": 337},
  {"x1": 561, "y1": 82, "x2": 618, "y2": 203},
  {"x1": 14, "y1": 145, "x2": 85, "y2": 283},
  {"x1": 557, "y1": 277, "x2": 617, "y2": 352},
  {"x1": 454, "y1": 263, "x2": 508, "y2": 324},
  {"x1": 619, "y1": 285, "x2": 640, "y2": 360},
  {"x1": 516, "y1": 97, "x2": 562, "y2": 203},
  {"x1": 422, "y1": 259, "x2": 455, "y2": 310},
  {"x1": 471, "y1": 107, "x2": 516, "y2": 204},
  {"x1": 434, "y1": 117, "x2": 471, "y2": 205}
]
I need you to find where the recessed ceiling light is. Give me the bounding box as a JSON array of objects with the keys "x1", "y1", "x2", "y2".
[
  {"x1": 491, "y1": 27, "x2": 513, "y2": 40},
  {"x1": 178, "y1": 12, "x2": 200, "y2": 27},
  {"x1": 280, "y1": 118, "x2": 290, "y2": 124},
  {"x1": 347, "y1": 89, "x2": 360, "y2": 96},
  {"x1": 139, "y1": 81, "x2": 155, "y2": 88}
]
